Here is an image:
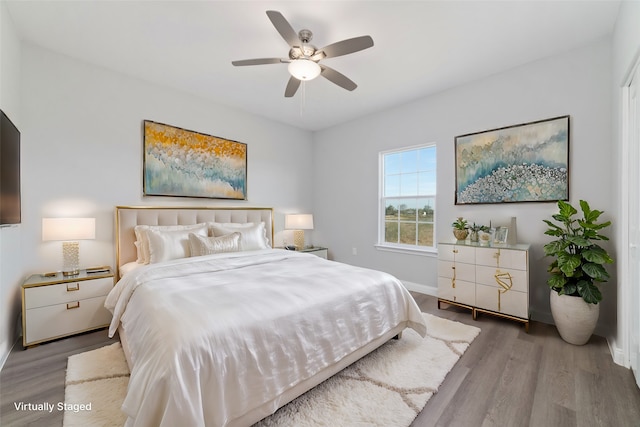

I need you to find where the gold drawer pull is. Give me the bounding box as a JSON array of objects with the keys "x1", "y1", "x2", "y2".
[
  {"x1": 66, "y1": 301, "x2": 80, "y2": 310},
  {"x1": 67, "y1": 283, "x2": 80, "y2": 292}
]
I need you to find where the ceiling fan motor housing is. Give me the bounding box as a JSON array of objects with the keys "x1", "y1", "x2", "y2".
[{"x1": 289, "y1": 45, "x2": 317, "y2": 60}]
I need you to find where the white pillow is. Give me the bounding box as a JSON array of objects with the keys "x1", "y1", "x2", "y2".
[
  {"x1": 189, "y1": 232, "x2": 241, "y2": 257},
  {"x1": 145, "y1": 226, "x2": 208, "y2": 264},
  {"x1": 119, "y1": 261, "x2": 142, "y2": 278},
  {"x1": 134, "y1": 223, "x2": 208, "y2": 264},
  {"x1": 209, "y1": 222, "x2": 270, "y2": 250}
]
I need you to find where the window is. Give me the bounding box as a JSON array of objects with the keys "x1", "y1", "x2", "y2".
[{"x1": 378, "y1": 144, "x2": 436, "y2": 251}]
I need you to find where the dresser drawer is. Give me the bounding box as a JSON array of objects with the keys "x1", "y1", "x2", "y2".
[
  {"x1": 439, "y1": 244, "x2": 475, "y2": 264},
  {"x1": 24, "y1": 295, "x2": 112, "y2": 345},
  {"x1": 475, "y1": 283, "x2": 528, "y2": 319},
  {"x1": 24, "y1": 277, "x2": 113, "y2": 309},
  {"x1": 437, "y1": 260, "x2": 475, "y2": 282},
  {"x1": 475, "y1": 247, "x2": 527, "y2": 270},
  {"x1": 475, "y1": 265, "x2": 528, "y2": 293},
  {"x1": 438, "y1": 277, "x2": 475, "y2": 306}
]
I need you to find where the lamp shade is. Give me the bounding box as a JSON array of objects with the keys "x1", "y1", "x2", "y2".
[
  {"x1": 288, "y1": 59, "x2": 321, "y2": 81},
  {"x1": 285, "y1": 214, "x2": 314, "y2": 230},
  {"x1": 42, "y1": 218, "x2": 96, "y2": 241}
]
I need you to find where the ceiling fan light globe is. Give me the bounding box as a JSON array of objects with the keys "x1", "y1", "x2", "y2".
[{"x1": 288, "y1": 59, "x2": 321, "y2": 81}]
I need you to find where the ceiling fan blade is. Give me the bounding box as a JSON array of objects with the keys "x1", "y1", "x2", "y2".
[
  {"x1": 231, "y1": 58, "x2": 285, "y2": 66},
  {"x1": 318, "y1": 35, "x2": 374, "y2": 59},
  {"x1": 284, "y1": 77, "x2": 301, "y2": 97},
  {"x1": 266, "y1": 10, "x2": 299, "y2": 47},
  {"x1": 320, "y1": 65, "x2": 357, "y2": 91}
]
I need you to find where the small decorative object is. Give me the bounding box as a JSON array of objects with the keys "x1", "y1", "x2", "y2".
[
  {"x1": 143, "y1": 120, "x2": 247, "y2": 200},
  {"x1": 543, "y1": 200, "x2": 613, "y2": 345},
  {"x1": 479, "y1": 230, "x2": 491, "y2": 246},
  {"x1": 451, "y1": 217, "x2": 469, "y2": 241},
  {"x1": 493, "y1": 226, "x2": 509, "y2": 245},
  {"x1": 455, "y1": 115, "x2": 569, "y2": 204},
  {"x1": 469, "y1": 223, "x2": 489, "y2": 243}
]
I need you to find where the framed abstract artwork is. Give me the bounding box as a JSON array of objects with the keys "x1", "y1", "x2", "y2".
[
  {"x1": 143, "y1": 120, "x2": 247, "y2": 200},
  {"x1": 455, "y1": 115, "x2": 569, "y2": 204}
]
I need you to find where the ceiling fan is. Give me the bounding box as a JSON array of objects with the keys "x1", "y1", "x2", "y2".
[{"x1": 232, "y1": 10, "x2": 374, "y2": 98}]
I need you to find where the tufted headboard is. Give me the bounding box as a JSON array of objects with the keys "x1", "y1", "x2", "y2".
[{"x1": 115, "y1": 206, "x2": 274, "y2": 278}]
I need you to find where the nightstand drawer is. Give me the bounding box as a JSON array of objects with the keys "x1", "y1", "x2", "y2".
[
  {"x1": 24, "y1": 295, "x2": 112, "y2": 345},
  {"x1": 24, "y1": 277, "x2": 113, "y2": 309}
]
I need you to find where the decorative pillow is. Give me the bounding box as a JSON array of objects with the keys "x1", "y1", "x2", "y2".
[
  {"x1": 189, "y1": 232, "x2": 241, "y2": 257},
  {"x1": 209, "y1": 222, "x2": 269, "y2": 250},
  {"x1": 145, "y1": 226, "x2": 208, "y2": 264},
  {"x1": 134, "y1": 223, "x2": 208, "y2": 264}
]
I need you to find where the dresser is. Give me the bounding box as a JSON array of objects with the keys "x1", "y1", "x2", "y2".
[
  {"x1": 22, "y1": 268, "x2": 114, "y2": 347},
  {"x1": 437, "y1": 242, "x2": 530, "y2": 331}
]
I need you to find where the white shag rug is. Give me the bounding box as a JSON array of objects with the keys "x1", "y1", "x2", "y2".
[{"x1": 64, "y1": 313, "x2": 480, "y2": 427}]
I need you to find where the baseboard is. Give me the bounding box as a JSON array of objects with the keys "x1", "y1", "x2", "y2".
[
  {"x1": 0, "y1": 336, "x2": 19, "y2": 373},
  {"x1": 606, "y1": 335, "x2": 627, "y2": 367},
  {"x1": 401, "y1": 280, "x2": 437, "y2": 296}
]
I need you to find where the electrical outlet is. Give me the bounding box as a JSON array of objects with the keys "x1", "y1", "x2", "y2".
[{"x1": 352, "y1": 247, "x2": 357, "y2": 255}]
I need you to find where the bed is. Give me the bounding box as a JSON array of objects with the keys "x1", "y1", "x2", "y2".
[{"x1": 106, "y1": 206, "x2": 426, "y2": 427}]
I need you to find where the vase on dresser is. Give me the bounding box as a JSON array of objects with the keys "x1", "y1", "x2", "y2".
[{"x1": 452, "y1": 229, "x2": 468, "y2": 241}]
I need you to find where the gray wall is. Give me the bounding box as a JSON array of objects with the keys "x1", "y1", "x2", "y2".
[
  {"x1": 19, "y1": 44, "x2": 315, "y2": 276},
  {"x1": 312, "y1": 39, "x2": 614, "y2": 332},
  {"x1": 0, "y1": 1, "x2": 24, "y2": 368}
]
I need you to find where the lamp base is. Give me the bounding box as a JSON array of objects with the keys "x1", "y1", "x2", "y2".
[
  {"x1": 293, "y1": 230, "x2": 305, "y2": 250},
  {"x1": 62, "y1": 241, "x2": 80, "y2": 277}
]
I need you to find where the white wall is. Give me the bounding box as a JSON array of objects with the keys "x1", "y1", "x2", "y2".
[
  {"x1": 313, "y1": 39, "x2": 614, "y2": 333},
  {"x1": 0, "y1": 1, "x2": 24, "y2": 369},
  {"x1": 611, "y1": 0, "x2": 640, "y2": 365},
  {"x1": 18, "y1": 44, "x2": 315, "y2": 277}
]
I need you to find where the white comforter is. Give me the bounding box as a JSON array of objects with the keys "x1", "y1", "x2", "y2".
[{"x1": 105, "y1": 249, "x2": 426, "y2": 427}]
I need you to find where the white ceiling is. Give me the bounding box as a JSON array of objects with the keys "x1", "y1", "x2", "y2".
[{"x1": 5, "y1": 0, "x2": 621, "y2": 131}]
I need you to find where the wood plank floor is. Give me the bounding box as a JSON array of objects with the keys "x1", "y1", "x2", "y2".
[{"x1": 1, "y1": 293, "x2": 639, "y2": 426}]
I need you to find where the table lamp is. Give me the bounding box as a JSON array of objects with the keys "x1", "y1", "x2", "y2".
[
  {"x1": 285, "y1": 214, "x2": 314, "y2": 249},
  {"x1": 42, "y1": 218, "x2": 95, "y2": 276}
]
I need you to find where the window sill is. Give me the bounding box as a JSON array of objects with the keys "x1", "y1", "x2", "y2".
[{"x1": 374, "y1": 244, "x2": 438, "y2": 257}]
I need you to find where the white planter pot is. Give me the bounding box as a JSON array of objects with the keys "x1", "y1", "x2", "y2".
[{"x1": 550, "y1": 291, "x2": 599, "y2": 345}]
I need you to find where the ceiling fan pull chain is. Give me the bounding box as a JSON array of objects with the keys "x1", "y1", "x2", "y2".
[{"x1": 300, "y1": 81, "x2": 306, "y2": 116}]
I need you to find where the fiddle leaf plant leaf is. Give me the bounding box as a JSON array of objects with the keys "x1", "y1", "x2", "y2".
[
  {"x1": 543, "y1": 200, "x2": 613, "y2": 304},
  {"x1": 577, "y1": 279, "x2": 602, "y2": 304},
  {"x1": 582, "y1": 262, "x2": 610, "y2": 282}
]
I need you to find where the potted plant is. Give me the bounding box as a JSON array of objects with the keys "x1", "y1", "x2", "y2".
[
  {"x1": 543, "y1": 200, "x2": 613, "y2": 345},
  {"x1": 451, "y1": 217, "x2": 469, "y2": 241},
  {"x1": 469, "y1": 223, "x2": 489, "y2": 243}
]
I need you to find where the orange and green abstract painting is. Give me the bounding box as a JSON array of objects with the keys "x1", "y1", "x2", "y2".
[{"x1": 143, "y1": 121, "x2": 247, "y2": 200}]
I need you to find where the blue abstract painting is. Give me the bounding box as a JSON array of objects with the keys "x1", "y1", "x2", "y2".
[
  {"x1": 455, "y1": 116, "x2": 569, "y2": 204},
  {"x1": 143, "y1": 121, "x2": 247, "y2": 200}
]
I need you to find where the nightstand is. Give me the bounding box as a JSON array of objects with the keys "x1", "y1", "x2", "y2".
[
  {"x1": 299, "y1": 247, "x2": 328, "y2": 259},
  {"x1": 21, "y1": 267, "x2": 115, "y2": 348}
]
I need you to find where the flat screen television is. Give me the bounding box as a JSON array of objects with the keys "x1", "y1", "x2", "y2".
[{"x1": 0, "y1": 108, "x2": 21, "y2": 225}]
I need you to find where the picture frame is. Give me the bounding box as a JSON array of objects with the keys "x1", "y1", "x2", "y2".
[
  {"x1": 143, "y1": 120, "x2": 247, "y2": 200},
  {"x1": 493, "y1": 226, "x2": 509, "y2": 245},
  {"x1": 455, "y1": 115, "x2": 569, "y2": 204}
]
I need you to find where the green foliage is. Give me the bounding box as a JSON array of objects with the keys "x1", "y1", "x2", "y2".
[
  {"x1": 469, "y1": 222, "x2": 490, "y2": 233},
  {"x1": 543, "y1": 200, "x2": 613, "y2": 304},
  {"x1": 452, "y1": 217, "x2": 468, "y2": 230}
]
